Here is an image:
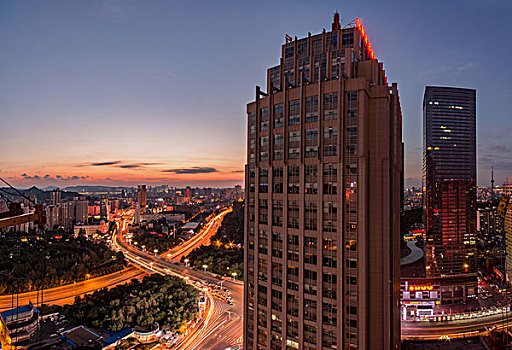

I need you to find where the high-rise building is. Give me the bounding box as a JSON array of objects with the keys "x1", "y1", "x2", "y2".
[
  {"x1": 137, "y1": 185, "x2": 147, "y2": 208},
  {"x1": 423, "y1": 86, "x2": 477, "y2": 303},
  {"x1": 502, "y1": 178, "x2": 512, "y2": 282},
  {"x1": 244, "y1": 13, "x2": 402, "y2": 350},
  {"x1": 99, "y1": 197, "x2": 110, "y2": 220},
  {"x1": 503, "y1": 178, "x2": 512, "y2": 196},
  {"x1": 74, "y1": 199, "x2": 89, "y2": 225},
  {"x1": 50, "y1": 189, "x2": 61, "y2": 206}
]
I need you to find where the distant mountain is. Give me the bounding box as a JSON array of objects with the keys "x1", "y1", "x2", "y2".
[
  {"x1": 0, "y1": 186, "x2": 83, "y2": 203},
  {"x1": 63, "y1": 185, "x2": 129, "y2": 193}
]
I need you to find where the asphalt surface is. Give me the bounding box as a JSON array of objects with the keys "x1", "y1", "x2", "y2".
[
  {"x1": 112, "y1": 209, "x2": 243, "y2": 350},
  {"x1": 0, "y1": 267, "x2": 145, "y2": 311}
]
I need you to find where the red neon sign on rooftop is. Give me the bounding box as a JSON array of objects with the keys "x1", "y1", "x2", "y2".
[{"x1": 356, "y1": 18, "x2": 376, "y2": 60}]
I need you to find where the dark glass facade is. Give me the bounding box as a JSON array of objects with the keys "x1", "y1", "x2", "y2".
[{"x1": 423, "y1": 86, "x2": 477, "y2": 302}]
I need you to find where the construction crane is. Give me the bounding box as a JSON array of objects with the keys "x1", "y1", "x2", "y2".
[
  {"x1": 0, "y1": 177, "x2": 46, "y2": 229},
  {"x1": 0, "y1": 203, "x2": 46, "y2": 229}
]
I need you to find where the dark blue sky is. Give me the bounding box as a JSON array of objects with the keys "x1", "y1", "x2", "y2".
[{"x1": 1, "y1": 0, "x2": 511, "y2": 187}]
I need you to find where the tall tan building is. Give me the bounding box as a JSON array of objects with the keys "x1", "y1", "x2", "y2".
[
  {"x1": 137, "y1": 185, "x2": 147, "y2": 208},
  {"x1": 244, "y1": 13, "x2": 403, "y2": 350}
]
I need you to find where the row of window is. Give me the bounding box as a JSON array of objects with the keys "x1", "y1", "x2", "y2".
[{"x1": 250, "y1": 92, "x2": 359, "y2": 125}]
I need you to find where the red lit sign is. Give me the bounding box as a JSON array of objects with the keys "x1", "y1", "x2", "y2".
[
  {"x1": 409, "y1": 285, "x2": 434, "y2": 292},
  {"x1": 412, "y1": 230, "x2": 426, "y2": 234},
  {"x1": 356, "y1": 18, "x2": 375, "y2": 60}
]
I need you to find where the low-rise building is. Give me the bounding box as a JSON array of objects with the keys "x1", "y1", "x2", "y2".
[{"x1": 0, "y1": 303, "x2": 40, "y2": 346}]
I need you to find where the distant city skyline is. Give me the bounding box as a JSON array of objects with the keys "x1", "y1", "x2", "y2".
[{"x1": 1, "y1": 0, "x2": 511, "y2": 188}]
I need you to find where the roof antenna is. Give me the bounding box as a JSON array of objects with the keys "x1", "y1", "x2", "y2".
[{"x1": 491, "y1": 166, "x2": 495, "y2": 192}]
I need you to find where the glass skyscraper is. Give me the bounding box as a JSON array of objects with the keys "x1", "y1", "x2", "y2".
[{"x1": 423, "y1": 86, "x2": 477, "y2": 303}]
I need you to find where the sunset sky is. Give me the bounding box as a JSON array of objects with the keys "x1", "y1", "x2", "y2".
[{"x1": 1, "y1": 0, "x2": 511, "y2": 188}]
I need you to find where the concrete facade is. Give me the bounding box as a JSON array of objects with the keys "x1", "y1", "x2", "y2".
[{"x1": 244, "y1": 14, "x2": 402, "y2": 350}]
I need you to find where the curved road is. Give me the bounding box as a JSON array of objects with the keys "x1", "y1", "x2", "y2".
[
  {"x1": 400, "y1": 240, "x2": 424, "y2": 266},
  {"x1": 0, "y1": 207, "x2": 230, "y2": 312},
  {"x1": 0, "y1": 267, "x2": 145, "y2": 311},
  {"x1": 112, "y1": 209, "x2": 243, "y2": 350}
]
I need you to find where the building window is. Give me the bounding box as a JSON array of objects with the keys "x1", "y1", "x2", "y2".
[
  {"x1": 324, "y1": 126, "x2": 338, "y2": 139},
  {"x1": 288, "y1": 148, "x2": 300, "y2": 159},
  {"x1": 284, "y1": 44, "x2": 294, "y2": 59},
  {"x1": 272, "y1": 200, "x2": 283, "y2": 227},
  {"x1": 341, "y1": 32, "x2": 354, "y2": 46},
  {"x1": 304, "y1": 298, "x2": 317, "y2": 322},
  {"x1": 289, "y1": 131, "x2": 300, "y2": 143},
  {"x1": 305, "y1": 146, "x2": 318, "y2": 158},
  {"x1": 259, "y1": 168, "x2": 268, "y2": 192},
  {"x1": 274, "y1": 150, "x2": 283, "y2": 160},
  {"x1": 305, "y1": 129, "x2": 318, "y2": 141},
  {"x1": 274, "y1": 103, "x2": 283, "y2": 117},
  {"x1": 305, "y1": 96, "x2": 318, "y2": 122},
  {"x1": 324, "y1": 93, "x2": 338, "y2": 120},
  {"x1": 347, "y1": 90, "x2": 358, "y2": 101},
  {"x1": 288, "y1": 166, "x2": 300, "y2": 193},
  {"x1": 287, "y1": 201, "x2": 299, "y2": 229},
  {"x1": 304, "y1": 236, "x2": 317, "y2": 264},
  {"x1": 305, "y1": 202, "x2": 318, "y2": 231},
  {"x1": 289, "y1": 100, "x2": 300, "y2": 119},
  {"x1": 323, "y1": 145, "x2": 337, "y2": 156},
  {"x1": 274, "y1": 116, "x2": 284, "y2": 128},
  {"x1": 273, "y1": 167, "x2": 283, "y2": 193},
  {"x1": 323, "y1": 238, "x2": 337, "y2": 268}
]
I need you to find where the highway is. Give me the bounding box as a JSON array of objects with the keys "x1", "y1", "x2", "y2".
[
  {"x1": 166, "y1": 207, "x2": 232, "y2": 262},
  {"x1": 112, "y1": 208, "x2": 243, "y2": 350},
  {"x1": 0, "y1": 267, "x2": 145, "y2": 311},
  {"x1": 402, "y1": 309, "x2": 512, "y2": 340}
]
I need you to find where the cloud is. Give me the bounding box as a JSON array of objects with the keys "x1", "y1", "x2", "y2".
[
  {"x1": 231, "y1": 170, "x2": 245, "y2": 173},
  {"x1": 85, "y1": 161, "x2": 163, "y2": 169},
  {"x1": 456, "y1": 62, "x2": 478, "y2": 73},
  {"x1": 90, "y1": 161, "x2": 121, "y2": 166},
  {"x1": 488, "y1": 144, "x2": 512, "y2": 153},
  {"x1": 21, "y1": 174, "x2": 41, "y2": 180},
  {"x1": 20, "y1": 174, "x2": 89, "y2": 182},
  {"x1": 117, "y1": 162, "x2": 162, "y2": 169},
  {"x1": 419, "y1": 62, "x2": 479, "y2": 80},
  {"x1": 162, "y1": 167, "x2": 218, "y2": 174},
  {"x1": 98, "y1": 0, "x2": 135, "y2": 18}
]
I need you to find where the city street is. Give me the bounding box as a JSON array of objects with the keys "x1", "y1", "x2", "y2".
[
  {"x1": 112, "y1": 209, "x2": 243, "y2": 350},
  {"x1": 0, "y1": 267, "x2": 145, "y2": 311},
  {"x1": 402, "y1": 308, "x2": 512, "y2": 340}
]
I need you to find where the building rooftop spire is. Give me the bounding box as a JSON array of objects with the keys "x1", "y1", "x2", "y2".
[{"x1": 332, "y1": 12, "x2": 340, "y2": 31}]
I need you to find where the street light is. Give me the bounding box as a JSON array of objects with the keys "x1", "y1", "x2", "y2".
[
  {"x1": 231, "y1": 272, "x2": 237, "y2": 281},
  {"x1": 184, "y1": 259, "x2": 189, "y2": 268},
  {"x1": 202, "y1": 264, "x2": 208, "y2": 273},
  {"x1": 85, "y1": 274, "x2": 90, "y2": 280},
  {"x1": 154, "y1": 249, "x2": 158, "y2": 256}
]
